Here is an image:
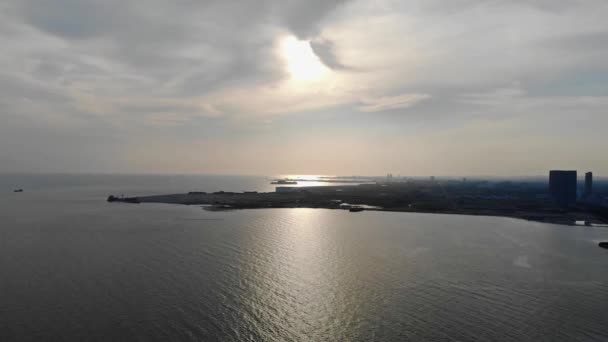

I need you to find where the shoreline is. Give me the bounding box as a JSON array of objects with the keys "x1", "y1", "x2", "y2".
[{"x1": 107, "y1": 185, "x2": 606, "y2": 227}]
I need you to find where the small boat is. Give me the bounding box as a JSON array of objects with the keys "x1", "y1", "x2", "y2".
[
  {"x1": 349, "y1": 207, "x2": 364, "y2": 212},
  {"x1": 271, "y1": 180, "x2": 298, "y2": 185},
  {"x1": 599, "y1": 242, "x2": 608, "y2": 250},
  {"x1": 13, "y1": 189, "x2": 23, "y2": 193}
]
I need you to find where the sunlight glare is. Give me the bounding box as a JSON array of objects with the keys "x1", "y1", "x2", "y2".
[{"x1": 280, "y1": 36, "x2": 329, "y2": 82}]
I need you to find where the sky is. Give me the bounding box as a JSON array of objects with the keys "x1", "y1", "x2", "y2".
[{"x1": 1, "y1": 0, "x2": 607, "y2": 176}]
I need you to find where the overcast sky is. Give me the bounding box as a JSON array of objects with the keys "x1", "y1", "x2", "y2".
[{"x1": 1, "y1": 0, "x2": 607, "y2": 176}]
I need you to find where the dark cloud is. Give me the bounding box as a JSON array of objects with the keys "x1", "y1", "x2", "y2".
[
  {"x1": 277, "y1": 0, "x2": 350, "y2": 38},
  {"x1": 310, "y1": 38, "x2": 355, "y2": 71},
  {"x1": 16, "y1": 0, "x2": 121, "y2": 39}
]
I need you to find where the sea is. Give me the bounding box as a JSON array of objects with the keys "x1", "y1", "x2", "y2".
[{"x1": 1, "y1": 173, "x2": 607, "y2": 341}]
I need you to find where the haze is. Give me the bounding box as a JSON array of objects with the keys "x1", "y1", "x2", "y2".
[{"x1": 1, "y1": 0, "x2": 607, "y2": 176}]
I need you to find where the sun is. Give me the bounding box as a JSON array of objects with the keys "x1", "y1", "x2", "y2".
[{"x1": 280, "y1": 35, "x2": 329, "y2": 82}]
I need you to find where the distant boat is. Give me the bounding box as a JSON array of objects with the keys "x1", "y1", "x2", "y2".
[
  {"x1": 271, "y1": 180, "x2": 298, "y2": 185},
  {"x1": 13, "y1": 189, "x2": 23, "y2": 193},
  {"x1": 349, "y1": 207, "x2": 365, "y2": 212}
]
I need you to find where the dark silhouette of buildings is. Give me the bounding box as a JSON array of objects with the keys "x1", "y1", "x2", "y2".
[
  {"x1": 584, "y1": 172, "x2": 593, "y2": 198},
  {"x1": 549, "y1": 170, "x2": 577, "y2": 206}
]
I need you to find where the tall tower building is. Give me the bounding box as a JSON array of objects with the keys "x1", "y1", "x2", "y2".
[
  {"x1": 584, "y1": 172, "x2": 593, "y2": 198},
  {"x1": 549, "y1": 170, "x2": 577, "y2": 207}
]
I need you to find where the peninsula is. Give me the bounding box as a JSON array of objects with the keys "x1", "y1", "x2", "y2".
[{"x1": 108, "y1": 180, "x2": 608, "y2": 226}]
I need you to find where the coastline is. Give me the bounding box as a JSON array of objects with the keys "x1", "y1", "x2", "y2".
[{"x1": 107, "y1": 187, "x2": 606, "y2": 227}]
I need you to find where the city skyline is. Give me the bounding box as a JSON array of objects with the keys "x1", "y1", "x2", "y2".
[{"x1": 1, "y1": 0, "x2": 607, "y2": 175}]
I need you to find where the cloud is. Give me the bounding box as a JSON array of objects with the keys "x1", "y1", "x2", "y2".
[
  {"x1": 541, "y1": 31, "x2": 608, "y2": 52},
  {"x1": 16, "y1": 0, "x2": 119, "y2": 39},
  {"x1": 358, "y1": 93, "x2": 431, "y2": 112},
  {"x1": 1, "y1": 0, "x2": 608, "y2": 174},
  {"x1": 310, "y1": 38, "x2": 355, "y2": 70},
  {"x1": 417, "y1": 0, "x2": 606, "y2": 14},
  {"x1": 4, "y1": 0, "x2": 362, "y2": 114},
  {"x1": 277, "y1": 0, "x2": 351, "y2": 39},
  {"x1": 460, "y1": 84, "x2": 525, "y2": 106}
]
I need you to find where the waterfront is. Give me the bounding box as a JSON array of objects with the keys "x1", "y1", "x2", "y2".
[
  {"x1": 2, "y1": 174, "x2": 608, "y2": 341},
  {"x1": 108, "y1": 180, "x2": 608, "y2": 226}
]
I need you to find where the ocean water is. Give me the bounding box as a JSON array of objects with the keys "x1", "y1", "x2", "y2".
[{"x1": 1, "y1": 174, "x2": 608, "y2": 341}]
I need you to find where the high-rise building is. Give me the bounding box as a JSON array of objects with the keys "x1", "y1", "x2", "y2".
[
  {"x1": 549, "y1": 170, "x2": 577, "y2": 206},
  {"x1": 584, "y1": 172, "x2": 593, "y2": 198}
]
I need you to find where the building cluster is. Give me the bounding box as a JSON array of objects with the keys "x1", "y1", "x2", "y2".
[{"x1": 549, "y1": 170, "x2": 601, "y2": 207}]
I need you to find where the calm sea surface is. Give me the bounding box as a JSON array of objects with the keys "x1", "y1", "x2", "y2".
[{"x1": 1, "y1": 174, "x2": 608, "y2": 341}]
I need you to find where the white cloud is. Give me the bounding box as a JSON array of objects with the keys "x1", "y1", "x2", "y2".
[{"x1": 358, "y1": 93, "x2": 431, "y2": 112}]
